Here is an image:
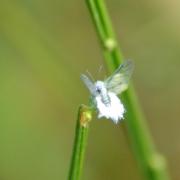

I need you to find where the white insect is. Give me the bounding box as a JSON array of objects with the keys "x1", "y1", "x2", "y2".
[{"x1": 81, "y1": 60, "x2": 134, "y2": 124}]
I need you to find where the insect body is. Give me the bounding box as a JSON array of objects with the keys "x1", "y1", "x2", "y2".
[
  {"x1": 94, "y1": 81, "x2": 110, "y2": 106},
  {"x1": 81, "y1": 60, "x2": 134, "y2": 123}
]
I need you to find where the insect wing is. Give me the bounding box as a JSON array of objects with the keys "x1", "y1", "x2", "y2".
[
  {"x1": 105, "y1": 60, "x2": 134, "y2": 95},
  {"x1": 81, "y1": 74, "x2": 95, "y2": 95}
]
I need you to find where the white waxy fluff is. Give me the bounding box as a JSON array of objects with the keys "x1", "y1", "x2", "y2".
[{"x1": 95, "y1": 92, "x2": 125, "y2": 124}]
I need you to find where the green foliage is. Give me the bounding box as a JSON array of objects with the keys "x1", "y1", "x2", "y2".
[
  {"x1": 68, "y1": 0, "x2": 171, "y2": 180},
  {"x1": 68, "y1": 105, "x2": 92, "y2": 180}
]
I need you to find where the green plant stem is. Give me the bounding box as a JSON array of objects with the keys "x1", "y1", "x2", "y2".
[
  {"x1": 68, "y1": 105, "x2": 92, "y2": 180},
  {"x1": 86, "y1": 0, "x2": 170, "y2": 179}
]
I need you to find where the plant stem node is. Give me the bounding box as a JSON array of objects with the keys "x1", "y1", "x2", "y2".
[
  {"x1": 104, "y1": 38, "x2": 117, "y2": 51},
  {"x1": 80, "y1": 106, "x2": 92, "y2": 127},
  {"x1": 148, "y1": 153, "x2": 167, "y2": 172}
]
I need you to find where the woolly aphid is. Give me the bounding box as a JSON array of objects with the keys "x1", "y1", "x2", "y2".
[{"x1": 81, "y1": 60, "x2": 134, "y2": 124}]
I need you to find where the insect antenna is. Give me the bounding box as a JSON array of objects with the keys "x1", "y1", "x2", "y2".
[
  {"x1": 86, "y1": 70, "x2": 95, "y2": 82},
  {"x1": 97, "y1": 65, "x2": 103, "y2": 79}
]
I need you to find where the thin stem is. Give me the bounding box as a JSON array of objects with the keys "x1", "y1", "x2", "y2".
[
  {"x1": 68, "y1": 105, "x2": 92, "y2": 180},
  {"x1": 86, "y1": 0, "x2": 170, "y2": 179}
]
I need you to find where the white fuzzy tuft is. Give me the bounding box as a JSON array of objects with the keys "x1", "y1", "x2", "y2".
[{"x1": 95, "y1": 92, "x2": 125, "y2": 124}]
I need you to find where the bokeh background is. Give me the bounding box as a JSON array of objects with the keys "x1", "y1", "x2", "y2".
[{"x1": 0, "y1": 0, "x2": 180, "y2": 179}]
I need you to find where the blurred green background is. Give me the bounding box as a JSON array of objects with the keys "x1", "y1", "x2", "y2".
[{"x1": 0, "y1": 0, "x2": 180, "y2": 179}]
